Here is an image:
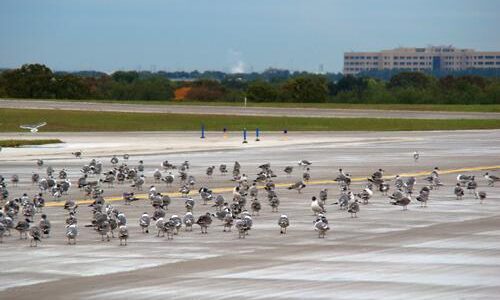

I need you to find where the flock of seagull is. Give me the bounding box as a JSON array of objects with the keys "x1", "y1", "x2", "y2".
[{"x1": 0, "y1": 152, "x2": 498, "y2": 246}]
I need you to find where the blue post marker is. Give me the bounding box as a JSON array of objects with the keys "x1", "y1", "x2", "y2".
[
  {"x1": 255, "y1": 128, "x2": 260, "y2": 141},
  {"x1": 201, "y1": 124, "x2": 205, "y2": 139},
  {"x1": 243, "y1": 128, "x2": 248, "y2": 144}
]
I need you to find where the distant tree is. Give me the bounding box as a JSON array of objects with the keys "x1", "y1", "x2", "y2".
[
  {"x1": 130, "y1": 77, "x2": 174, "y2": 100},
  {"x1": 388, "y1": 72, "x2": 434, "y2": 89},
  {"x1": 281, "y1": 75, "x2": 329, "y2": 102},
  {"x1": 54, "y1": 74, "x2": 91, "y2": 99},
  {"x1": 246, "y1": 80, "x2": 279, "y2": 102},
  {"x1": 185, "y1": 79, "x2": 226, "y2": 101},
  {"x1": 111, "y1": 71, "x2": 139, "y2": 84},
  {"x1": 0, "y1": 72, "x2": 6, "y2": 97},
  {"x1": 3, "y1": 64, "x2": 56, "y2": 98},
  {"x1": 329, "y1": 75, "x2": 368, "y2": 96}
]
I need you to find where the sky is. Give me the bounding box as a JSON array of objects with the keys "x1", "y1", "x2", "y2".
[{"x1": 1, "y1": 0, "x2": 499, "y2": 73}]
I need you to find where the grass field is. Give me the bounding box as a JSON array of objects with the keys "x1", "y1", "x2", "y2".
[
  {"x1": 1, "y1": 108, "x2": 499, "y2": 132},
  {"x1": 5, "y1": 98, "x2": 500, "y2": 113},
  {"x1": 0, "y1": 139, "x2": 63, "y2": 147}
]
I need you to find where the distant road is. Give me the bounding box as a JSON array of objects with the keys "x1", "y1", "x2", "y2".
[{"x1": 1, "y1": 99, "x2": 499, "y2": 120}]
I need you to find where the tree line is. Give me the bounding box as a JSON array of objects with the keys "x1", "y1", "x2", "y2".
[{"x1": 0, "y1": 64, "x2": 498, "y2": 104}]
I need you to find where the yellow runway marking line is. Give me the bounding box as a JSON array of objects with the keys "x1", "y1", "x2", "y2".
[{"x1": 45, "y1": 165, "x2": 500, "y2": 208}]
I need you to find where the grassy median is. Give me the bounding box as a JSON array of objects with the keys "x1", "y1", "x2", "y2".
[
  {"x1": 0, "y1": 139, "x2": 63, "y2": 147},
  {"x1": 0, "y1": 108, "x2": 499, "y2": 132}
]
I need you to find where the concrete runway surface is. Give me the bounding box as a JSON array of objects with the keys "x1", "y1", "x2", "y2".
[
  {"x1": 0, "y1": 130, "x2": 500, "y2": 300},
  {"x1": 2, "y1": 99, "x2": 500, "y2": 119}
]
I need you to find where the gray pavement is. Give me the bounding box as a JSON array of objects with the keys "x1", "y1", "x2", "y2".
[
  {"x1": 1, "y1": 99, "x2": 500, "y2": 119},
  {"x1": 0, "y1": 130, "x2": 499, "y2": 299}
]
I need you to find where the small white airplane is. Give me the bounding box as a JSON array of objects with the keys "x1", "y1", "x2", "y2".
[{"x1": 20, "y1": 122, "x2": 47, "y2": 133}]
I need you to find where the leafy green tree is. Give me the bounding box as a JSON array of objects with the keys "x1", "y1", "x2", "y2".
[
  {"x1": 111, "y1": 71, "x2": 139, "y2": 84},
  {"x1": 246, "y1": 80, "x2": 279, "y2": 102},
  {"x1": 54, "y1": 74, "x2": 91, "y2": 99},
  {"x1": 281, "y1": 75, "x2": 329, "y2": 102},
  {"x1": 130, "y1": 77, "x2": 174, "y2": 100},
  {"x1": 0, "y1": 72, "x2": 7, "y2": 97},
  {"x1": 388, "y1": 72, "x2": 434, "y2": 90},
  {"x1": 185, "y1": 79, "x2": 226, "y2": 101},
  {"x1": 4, "y1": 64, "x2": 56, "y2": 98},
  {"x1": 329, "y1": 75, "x2": 368, "y2": 96}
]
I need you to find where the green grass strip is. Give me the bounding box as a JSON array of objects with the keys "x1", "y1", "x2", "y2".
[
  {"x1": 0, "y1": 139, "x2": 63, "y2": 147},
  {"x1": 1, "y1": 108, "x2": 499, "y2": 132}
]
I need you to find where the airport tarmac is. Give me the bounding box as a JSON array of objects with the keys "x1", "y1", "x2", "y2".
[
  {"x1": 0, "y1": 130, "x2": 499, "y2": 300},
  {"x1": 2, "y1": 98, "x2": 500, "y2": 119}
]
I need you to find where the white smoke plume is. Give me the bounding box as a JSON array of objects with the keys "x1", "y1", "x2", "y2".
[{"x1": 228, "y1": 49, "x2": 246, "y2": 74}]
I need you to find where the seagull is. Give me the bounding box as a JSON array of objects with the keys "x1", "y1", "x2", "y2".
[
  {"x1": 484, "y1": 173, "x2": 500, "y2": 187},
  {"x1": 278, "y1": 215, "x2": 290, "y2": 235},
  {"x1": 416, "y1": 186, "x2": 431, "y2": 207},
  {"x1": 206, "y1": 166, "x2": 215, "y2": 177},
  {"x1": 319, "y1": 189, "x2": 328, "y2": 204},
  {"x1": 347, "y1": 200, "x2": 360, "y2": 218},
  {"x1": 10, "y1": 174, "x2": 19, "y2": 186},
  {"x1": 153, "y1": 169, "x2": 162, "y2": 183},
  {"x1": 196, "y1": 212, "x2": 212, "y2": 234},
  {"x1": 185, "y1": 197, "x2": 195, "y2": 212},
  {"x1": 268, "y1": 194, "x2": 280, "y2": 213},
  {"x1": 98, "y1": 220, "x2": 111, "y2": 241},
  {"x1": 314, "y1": 216, "x2": 329, "y2": 238},
  {"x1": 284, "y1": 166, "x2": 293, "y2": 175},
  {"x1": 311, "y1": 196, "x2": 325, "y2": 215},
  {"x1": 457, "y1": 174, "x2": 474, "y2": 186},
  {"x1": 0, "y1": 222, "x2": 5, "y2": 243},
  {"x1": 163, "y1": 218, "x2": 176, "y2": 240},
  {"x1": 15, "y1": 218, "x2": 30, "y2": 239},
  {"x1": 454, "y1": 183, "x2": 465, "y2": 200},
  {"x1": 298, "y1": 160, "x2": 312, "y2": 168},
  {"x1": 139, "y1": 212, "x2": 150, "y2": 233},
  {"x1": 118, "y1": 225, "x2": 128, "y2": 245},
  {"x1": 37, "y1": 159, "x2": 44, "y2": 167},
  {"x1": 251, "y1": 199, "x2": 261, "y2": 216},
  {"x1": 66, "y1": 224, "x2": 78, "y2": 245},
  {"x1": 302, "y1": 168, "x2": 311, "y2": 182},
  {"x1": 39, "y1": 214, "x2": 51, "y2": 238},
  {"x1": 288, "y1": 181, "x2": 306, "y2": 193},
  {"x1": 222, "y1": 211, "x2": 234, "y2": 232},
  {"x1": 235, "y1": 218, "x2": 249, "y2": 239},
  {"x1": 467, "y1": 180, "x2": 478, "y2": 196},
  {"x1": 20, "y1": 122, "x2": 47, "y2": 133},
  {"x1": 72, "y1": 151, "x2": 83, "y2": 159},
  {"x1": 476, "y1": 191, "x2": 487, "y2": 204},
  {"x1": 183, "y1": 212, "x2": 195, "y2": 231},
  {"x1": 169, "y1": 215, "x2": 182, "y2": 235},
  {"x1": 111, "y1": 155, "x2": 119, "y2": 165},
  {"x1": 334, "y1": 192, "x2": 354, "y2": 210},
  {"x1": 29, "y1": 226, "x2": 42, "y2": 247},
  {"x1": 390, "y1": 194, "x2": 412, "y2": 210},
  {"x1": 356, "y1": 184, "x2": 373, "y2": 205},
  {"x1": 219, "y1": 164, "x2": 228, "y2": 175},
  {"x1": 155, "y1": 217, "x2": 165, "y2": 237},
  {"x1": 413, "y1": 151, "x2": 419, "y2": 162},
  {"x1": 212, "y1": 195, "x2": 225, "y2": 211}
]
